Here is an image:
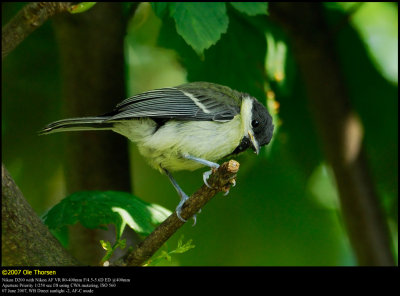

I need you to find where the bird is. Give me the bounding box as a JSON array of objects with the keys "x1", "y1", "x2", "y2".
[{"x1": 39, "y1": 82, "x2": 274, "y2": 224}]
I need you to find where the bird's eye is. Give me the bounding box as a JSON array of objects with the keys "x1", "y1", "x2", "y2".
[{"x1": 251, "y1": 120, "x2": 259, "y2": 128}]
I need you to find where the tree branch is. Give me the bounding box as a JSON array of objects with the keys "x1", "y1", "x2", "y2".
[
  {"x1": 269, "y1": 3, "x2": 395, "y2": 266},
  {"x1": 2, "y1": 2, "x2": 73, "y2": 60},
  {"x1": 118, "y1": 160, "x2": 240, "y2": 266},
  {"x1": 2, "y1": 164, "x2": 80, "y2": 265}
]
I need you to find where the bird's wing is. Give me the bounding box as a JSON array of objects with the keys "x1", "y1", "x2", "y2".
[{"x1": 105, "y1": 87, "x2": 240, "y2": 122}]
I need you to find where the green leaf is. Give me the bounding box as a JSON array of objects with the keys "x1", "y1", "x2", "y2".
[
  {"x1": 100, "y1": 238, "x2": 126, "y2": 265},
  {"x1": 168, "y1": 2, "x2": 229, "y2": 55},
  {"x1": 160, "y1": 250, "x2": 172, "y2": 262},
  {"x1": 151, "y1": 2, "x2": 170, "y2": 18},
  {"x1": 351, "y1": 2, "x2": 398, "y2": 84},
  {"x1": 158, "y1": 5, "x2": 268, "y2": 101},
  {"x1": 118, "y1": 238, "x2": 127, "y2": 250},
  {"x1": 170, "y1": 236, "x2": 195, "y2": 254},
  {"x1": 145, "y1": 235, "x2": 195, "y2": 266},
  {"x1": 49, "y1": 226, "x2": 69, "y2": 248},
  {"x1": 42, "y1": 191, "x2": 172, "y2": 240},
  {"x1": 230, "y1": 2, "x2": 268, "y2": 16},
  {"x1": 100, "y1": 240, "x2": 112, "y2": 251},
  {"x1": 307, "y1": 163, "x2": 339, "y2": 210},
  {"x1": 69, "y1": 2, "x2": 97, "y2": 14}
]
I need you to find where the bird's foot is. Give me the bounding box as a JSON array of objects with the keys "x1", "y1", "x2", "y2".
[
  {"x1": 175, "y1": 193, "x2": 198, "y2": 226},
  {"x1": 203, "y1": 165, "x2": 220, "y2": 188}
]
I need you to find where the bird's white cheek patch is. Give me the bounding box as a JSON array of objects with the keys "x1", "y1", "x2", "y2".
[
  {"x1": 241, "y1": 96, "x2": 254, "y2": 136},
  {"x1": 241, "y1": 96, "x2": 260, "y2": 153}
]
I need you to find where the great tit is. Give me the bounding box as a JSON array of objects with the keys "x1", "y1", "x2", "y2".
[{"x1": 39, "y1": 82, "x2": 274, "y2": 224}]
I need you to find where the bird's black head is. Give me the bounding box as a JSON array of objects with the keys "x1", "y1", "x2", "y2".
[
  {"x1": 250, "y1": 98, "x2": 274, "y2": 148},
  {"x1": 230, "y1": 96, "x2": 274, "y2": 156}
]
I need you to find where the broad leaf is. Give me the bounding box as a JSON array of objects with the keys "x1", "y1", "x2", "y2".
[
  {"x1": 42, "y1": 191, "x2": 172, "y2": 242},
  {"x1": 230, "y1": 2, "x2": 268, "y2": 16},
  {"x1": 151, "y1": 2, "x2": 169, "y2": 18},
  {"x1": 168, "y1": 2, "x2": 229, "y2": 55},
  {"x1": 158, "y1": 6, "x2": 268, "y2": 101}
]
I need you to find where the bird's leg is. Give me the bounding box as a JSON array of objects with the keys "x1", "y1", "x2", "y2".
[
  {"x1": 163, "y1": 168, "x2": 197, "y2": 225},
  {"x1": 182, "y1": 154, "x2": 219, "y2": 189}
]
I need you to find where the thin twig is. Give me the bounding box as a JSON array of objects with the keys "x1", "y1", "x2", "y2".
[
  {"x1": 117, "y1": 160, "x2": 240, "y2": 266},
  {"x1": 2, "y1": 2, "x2": 73, "y2": 59}
]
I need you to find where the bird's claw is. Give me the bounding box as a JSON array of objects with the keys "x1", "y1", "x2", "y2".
[
  {"x1": 175, "y1": 194, "x2": 198, "y2": 226},
  {"x1": 203, "y1": 165, "x2": 219, "y2": 188},
  {"x1": 175, "y1": 193, "x2": 188, "y2": 222},
  {"x1": 203, "y1": 170, "x2": 213, "y2": 188}
]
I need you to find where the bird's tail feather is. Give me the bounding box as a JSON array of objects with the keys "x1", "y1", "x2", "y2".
[{"x1": 38, "y1": 117, "x2": 114, "y2": 135}]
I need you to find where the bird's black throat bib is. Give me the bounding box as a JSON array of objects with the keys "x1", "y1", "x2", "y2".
[{"x1": 230, "y1": 136, "x2": 252, "y2": 156}]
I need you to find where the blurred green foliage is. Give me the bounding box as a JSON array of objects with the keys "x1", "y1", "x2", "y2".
[{"x1": 2, "y1": 2, "x2": 397, "y2": 265}]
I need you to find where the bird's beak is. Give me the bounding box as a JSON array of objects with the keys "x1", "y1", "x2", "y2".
[{"x1": 248, "y1": 131, "x2": 260, "y2": 155}]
